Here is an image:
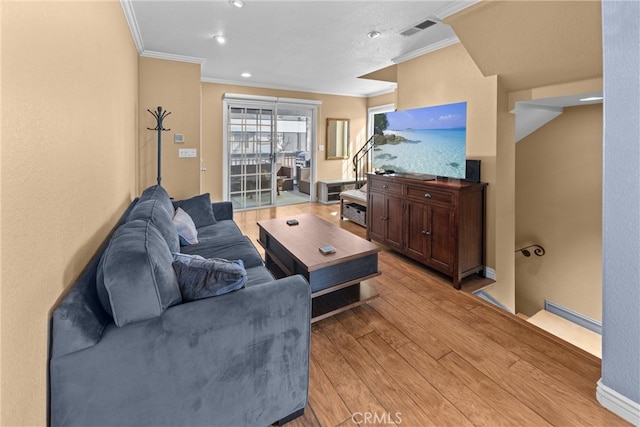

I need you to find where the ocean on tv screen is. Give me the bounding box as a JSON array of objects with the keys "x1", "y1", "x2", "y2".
[{"x1": 373, "y1": 102, "x2": 467, "y2": 179}]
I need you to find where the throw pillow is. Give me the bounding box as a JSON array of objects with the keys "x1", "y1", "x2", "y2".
[
  {"x1": 172, "y1": 193, "x2": 217, "y2": 228},
  {"x1": 173, "y1": 207, "x2": 198, "y2": 245},
  {"x1": 171, "y1": 254, "x2": 247, "y2": 301}
]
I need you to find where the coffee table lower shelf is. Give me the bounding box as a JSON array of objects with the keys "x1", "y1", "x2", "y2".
[
  {"x1": 256, "y1": 215, "x2": 382, "y2": 324},
  {"x1": 261, "y1": 249, "x2": 380, "y2": 323},
  {"x1": 311, "y1": 283, "x2": 378, "y2": 323}
]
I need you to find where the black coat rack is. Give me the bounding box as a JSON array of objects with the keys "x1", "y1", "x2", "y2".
[{"x1": 147, "y1": 106, "x2": 171, "y2": 186}]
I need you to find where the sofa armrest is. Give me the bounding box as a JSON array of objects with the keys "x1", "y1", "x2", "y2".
[
  {"x1": 211, "y1": 201, "x2": 233, "y2": 221},
  {"x1": 50, "y1": 275, "x2": 311, "y2": 427}
]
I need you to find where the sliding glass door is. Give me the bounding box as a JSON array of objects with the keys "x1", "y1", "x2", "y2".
[
  {"x1": 224, "y1": 95, "x2": 319, "y2": 210},
  {"x1": 274, "y1": 105, "x2": 313, "y2": 206},
  {"x1": 227, "y1": 106, "x2": 275, "y2": 209}
]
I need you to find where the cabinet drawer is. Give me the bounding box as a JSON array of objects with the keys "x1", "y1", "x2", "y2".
[
  {"x1": 369, "y1": 179, "x2": 402, "y2": 195},
  {"x1": 405, "y1": 185, "x2": 454, "y2": 206}
]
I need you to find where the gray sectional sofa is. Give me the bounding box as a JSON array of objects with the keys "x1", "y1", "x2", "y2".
[{"x1": 49, "y1": 185, "x2": 311, "y2": 426}]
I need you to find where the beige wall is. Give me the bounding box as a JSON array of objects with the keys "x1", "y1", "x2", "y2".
[
  {"x1": 515, "y1": 104, "x2": 603, "y2": 319},
  {"x1": 200, "y1": 83, "x2": 367, "y2": 201},
  {"x1": 389, "y1": 43, "x2": 515, "y2": 309},
  {"x1": 447, "y1": 1, "x2": 602, "y2": 93},
  {"x1": 492, "y1": 80, "x2": 517, "y2": 309},
  {"x1": 139, "y1": 57, "x2": 201, "y2": 200},
  {"x1": 1, "y1": 1, "x2": 139, "y2": 425},
  {"x1": 0, "y1": 1, "x2": 605, "y2": 424},
  {"x1": 367, "y1": 91, "x2": 396, "y2": 109},
  {"x1": 443, "y1": 0, "x2": 603, "y2": 311}
]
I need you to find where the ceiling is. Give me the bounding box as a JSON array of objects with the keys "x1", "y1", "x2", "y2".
[{"x1": 123, "y1": 0, "x2": 478, "y2": 97}]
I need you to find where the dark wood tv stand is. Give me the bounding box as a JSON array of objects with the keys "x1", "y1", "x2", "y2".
[{"x1": 367, "y1": 173, "x2": 486, "y2": 289}]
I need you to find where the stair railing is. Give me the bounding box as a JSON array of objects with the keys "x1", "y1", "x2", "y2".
[
  {"x1": 353, "y1": 133, "x2": 379, "y2": 189},
  {"x1": 515, "y1": 244, "x2": 546, "y2": 257}
]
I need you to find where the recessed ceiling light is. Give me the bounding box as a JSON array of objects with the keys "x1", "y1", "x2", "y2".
[
  {"x1": 213, "y1": 35, "x2": 226, "y2": 44},
  {"x1": 367, "y1": 31, "x2": 381, "y2": 39},
  {"x1": 229, "y1": 0, "x2": 243, "y2": 8},
  {"x1": 241, "y1": 72, "x2": 251, "y2": 78},
  {"x1": 579, "y1": 96, "x2": 603, "y2": 102}
]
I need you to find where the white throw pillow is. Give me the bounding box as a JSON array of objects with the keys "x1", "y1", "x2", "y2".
[{"x1": 173, "y1": 207, "x2": 199, "y2": 245}]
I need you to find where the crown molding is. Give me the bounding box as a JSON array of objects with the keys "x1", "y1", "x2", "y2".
[
  {"x1": 120, "y1": 0, "x2": 144, "y2": 53},
  {"x1": 391, "y1": 36, "x2": 460, "y2": 64},
  {"x1": 202, "y1": 76, "x2": 391, "y2": 99},
  {"x1": 432, "y1": 0, "x2": 481, "y2": 20},
  {"x1": 365, "y1": 86, "x2": 397, "y2": 98},
  {"x1": 141, "y1": 50, "x2": 206, "y2": 64}
]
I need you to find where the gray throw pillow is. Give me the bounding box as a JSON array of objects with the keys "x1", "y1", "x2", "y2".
[
  {"x1": 171, "y1": 253, "x2": 247, "y2": 301},
  {"x1": 172, "y1": 193, "x2": 217, "y2": 227}
]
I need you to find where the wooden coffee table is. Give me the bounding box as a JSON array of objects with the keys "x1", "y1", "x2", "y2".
[{"x1": 257, "y1": 213, "x2": 381, "y2": 322}]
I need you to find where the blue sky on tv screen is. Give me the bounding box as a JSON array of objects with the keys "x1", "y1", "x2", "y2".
[{"x1": 387, "y1": 101, "x2": 467, "y2": 130}]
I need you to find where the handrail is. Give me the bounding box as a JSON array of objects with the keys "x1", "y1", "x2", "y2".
[
  {"x1": 353, "y1": 131, "x2": 381, "y2": 189},
  {"x1": 515, "y1": 244, "x2": 545, "y2": 257}
]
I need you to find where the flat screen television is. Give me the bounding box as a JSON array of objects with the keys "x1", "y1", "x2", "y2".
[{"x1": 373, "y1": 101, "x2": 467, "y2": 179}]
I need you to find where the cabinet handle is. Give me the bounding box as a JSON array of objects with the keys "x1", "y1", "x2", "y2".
[
  {"x1": 421, "y1": 230, "x2": 431, "y2": 236},
  {"x1": 382, "y1": 184, "x2": 389, "y2": 189},
  {"x1": 424, "y1": 193, "x2": 432, "y2": 198}
]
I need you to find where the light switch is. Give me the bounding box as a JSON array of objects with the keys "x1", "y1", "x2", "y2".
[
  {"x1": 178, "y1": 148, "x2": 197, "y2": 158},
  {"x1": 319, "y1": 145, "x2": 324, "y2": 151},
  {"x1": 174, "y1": 133, "x2": 184, "y2": 144}
]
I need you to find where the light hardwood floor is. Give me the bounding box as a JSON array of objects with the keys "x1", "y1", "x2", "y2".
[{"x1": 234, "y1": 202, "x2": 628, "y2": 427}]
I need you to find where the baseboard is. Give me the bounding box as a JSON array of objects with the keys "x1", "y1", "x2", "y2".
[
  {"x1": 597, "y1": 379, "x2": 640, "y2": 425},
  {"x1": 484, "y1": 266, "x2": 496, "y2": 280},
  {"x1": 544, "y1": 300, "x2": 602, "y2": 335}
]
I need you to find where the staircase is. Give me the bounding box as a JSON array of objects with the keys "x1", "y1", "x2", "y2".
[
  {"x1": 352, "y1": 132, "x2": 382, "y2": 189},
  {"x1": 521, "y1": 310, "x2": 602, "y2": 358}
]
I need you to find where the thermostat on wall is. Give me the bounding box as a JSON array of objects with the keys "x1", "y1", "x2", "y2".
[{"x1": 174, "y1": 133, "x2": 184, "y2": 144}]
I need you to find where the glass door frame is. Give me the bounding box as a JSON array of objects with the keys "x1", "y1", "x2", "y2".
[
  {"x1": 222, "y1": 94, "x2": 320, "y2": 210},
  {"x1": 225, "y1": 104, "x2": 276, "y2": 210}
]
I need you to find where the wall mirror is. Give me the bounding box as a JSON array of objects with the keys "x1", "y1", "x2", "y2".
[{"x1": 326, "y1": 118, "x2": 350, "y2": 160}]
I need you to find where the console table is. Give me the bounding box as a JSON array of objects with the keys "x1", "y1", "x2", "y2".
[{"x1": 317, "y1": 179, "x2": 355, "y2": 204}]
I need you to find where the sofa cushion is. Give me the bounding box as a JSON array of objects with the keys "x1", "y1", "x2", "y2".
[
  {"x1": 139, "y1": 185, "x2": 174, "y2": 218},
  {"x1": 171, "y1": 253, "x2": 247, "y2": 301},
  {"x1": 173, "y1": 207, "x2": 198, "y2": 245},
  {"x1": 96, "y1": 220, "x2": 182, "y2": 327},
  {"x1": 180, "y1": 235, "x2": 265, "y2": 268},
  {"x1": 194, "y1": 220, "x2": 243, "y2": 241},
  {"x1": 244, "y1": 265, "x2": 275, "y2": 288},
  {"x1": 129, "y1": 199, "x2": 180, "y2": 253},
  {"x1": 172, "y1": 193, "x2": 217, "y2": 228}
]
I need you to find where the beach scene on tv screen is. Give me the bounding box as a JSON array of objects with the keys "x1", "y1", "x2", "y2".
[{"x1": 373, "y1": 101, "x2": 467, "y2": 178}]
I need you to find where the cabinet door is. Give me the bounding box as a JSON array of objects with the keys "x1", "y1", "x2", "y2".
[
  {"x1": 368, "y1": 191, "x2": 386, "y2": 242},
  {"x1": 427, "y1": 206, "x2": 455, "y2": 272},
  {"x1": 385, "y1": 195, "x2": 404, "y2": 250},
  {"x1": 405, "y1": 201, "x2": 429, "y2": 259}
]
